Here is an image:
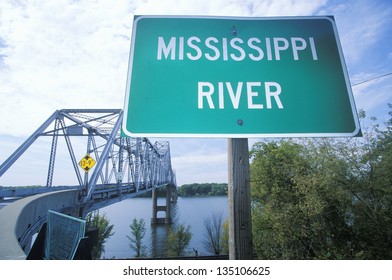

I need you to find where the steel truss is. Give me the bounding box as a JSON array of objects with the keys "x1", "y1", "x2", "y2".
[{"x1": 0, "y1": 109, "x2": 176, "y2": 203}]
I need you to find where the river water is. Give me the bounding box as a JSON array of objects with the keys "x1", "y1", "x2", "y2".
[{"x1": 99, "y1": 195, "x2": 228, "y2": 259}]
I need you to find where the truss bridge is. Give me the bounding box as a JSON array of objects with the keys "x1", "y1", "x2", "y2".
[{"x1": 0, "y1": 109, "x2": 177, "y2": 259}]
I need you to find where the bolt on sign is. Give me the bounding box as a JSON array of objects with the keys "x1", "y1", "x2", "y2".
[
  {"x1": 78, "y1": 154, "x2": 96, "y2": 173},
  {"x1": 122, "y1": 16, "x2": 360, "y2": 138}
]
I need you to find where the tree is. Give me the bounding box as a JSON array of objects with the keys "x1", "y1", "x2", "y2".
[
  {"x1": 310, "y1": 107, "x2": 392, "y2": 259},
  {"x1": 167, "y1": 223, "x2": 192, "y2": 256},
  {"x1": 202, "y1": 212, "x2": 225, "y2": 255},
  {"x1": 346, "y1": 105, "x2": 392, "y2": 258},
  {"x1": 178, "y1": 183, "x2": 228, "y2": 196},
  {"x1": 250, "y1": 139, "x2": 360, "y2": 259},
  {"x1": 211, "y1": 183, "x2": 228, "y2": 195},
  {"x1": 85, "y1": 211, "x2": 114, "y2": 259},
  {"x1": 126, "y1": 218, "x2": 147, "y2": 258},
  {"x1": 250, "y1": 105, "x2": 392, "y2": 259}
]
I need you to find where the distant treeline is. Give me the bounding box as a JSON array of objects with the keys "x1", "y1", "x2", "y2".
[{"x1": 178, "y1": 183, "x2": 227, "y2": 197}]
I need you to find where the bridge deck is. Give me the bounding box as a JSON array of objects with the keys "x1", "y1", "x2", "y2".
[
  {"x1": 0, "y1": 189, "x2": 80, "y2": 259},
  {"x1": 0, "y1": 183, "x2": 177, "y2": 259}
]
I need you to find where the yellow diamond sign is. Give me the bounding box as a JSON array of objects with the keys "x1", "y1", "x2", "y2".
[{"x1": 78, "y1": 154, "x2": 96, "y2": 173}]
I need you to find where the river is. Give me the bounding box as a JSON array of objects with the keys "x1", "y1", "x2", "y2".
[{"x1": 99, "y1": 195, "x2": 228, "y2": 259}]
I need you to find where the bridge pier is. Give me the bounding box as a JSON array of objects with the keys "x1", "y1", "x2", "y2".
[{"x1": 151, "y1": 185, "x2": 173, "y2": 225}]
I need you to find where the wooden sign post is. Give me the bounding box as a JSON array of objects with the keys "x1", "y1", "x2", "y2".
[{"x1": 228, "y1": 138, "x2": 253, "y2": 259}]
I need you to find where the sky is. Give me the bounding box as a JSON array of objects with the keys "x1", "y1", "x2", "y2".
[{"x1": 0, "y1": 0, "x2": 391, "y2": 187}]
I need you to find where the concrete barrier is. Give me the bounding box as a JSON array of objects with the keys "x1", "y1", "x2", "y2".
[{"x1": 0, "y1": 189, "x2": 80, "y2": 260}]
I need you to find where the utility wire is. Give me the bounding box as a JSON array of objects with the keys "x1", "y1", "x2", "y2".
[{"x1": 352, "y1": 72, "x2": 392, "y2": 87}]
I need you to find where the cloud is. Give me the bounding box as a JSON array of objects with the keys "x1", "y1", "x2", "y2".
[
  {"x1": 166, "y1": 138, "x2": 228, "y2": 185},
  {"x1": 246, "y1": 0, "x2": 328, "y2": 16},
  {"x1": 351, "y1": 72, "x2": 392, "y2": 120},
  {"x1": 1, "y1": 0, "x2": 391, "y2": 187},
  {"x1": 135, "y1": 0, "x2": 327, "y2": 17},
  {"x1": 316, "y1": 0, "x2": 392, "y2": 122},
  {"x1": 0, "y1": 0, "x2": 133, "y2": 136},
  {"x1": 172, "y1": 152, "x2": 228, "y2": 185},
  {"x1": 0, "y1": 0, "x2": 331, "y2": 138},
  {"x1": 318, "y1": 0, "x2": 392, "y2": 67}
]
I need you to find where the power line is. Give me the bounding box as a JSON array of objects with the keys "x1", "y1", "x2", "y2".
[{"x1": 352, "y1": 72, "x2": 392, "y2": 87}]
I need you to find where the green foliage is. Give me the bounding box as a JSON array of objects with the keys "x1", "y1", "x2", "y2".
[
  {"x1": 85, "y1": 211, "x2": 114, "y2": 259},
  {"x1": 127, "y1": 218, "x2": 147, "y2": 258},
  {"x1": 178, "y1": 183, "x2": 227, "y2": 197},
  {"x1": 250, "y1": 105, "x2": 392, "y2": 259},
  {"x1": 167, "y1": 223, "x2": 192, "y2": 256},
  {"x1": 221, "y1": 218, "x2": 229, "y2": 255}
]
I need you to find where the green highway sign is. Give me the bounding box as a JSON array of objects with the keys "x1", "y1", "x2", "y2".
[{"x1": 122, "y1": 16, "x2": 360, "y2": 138}]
